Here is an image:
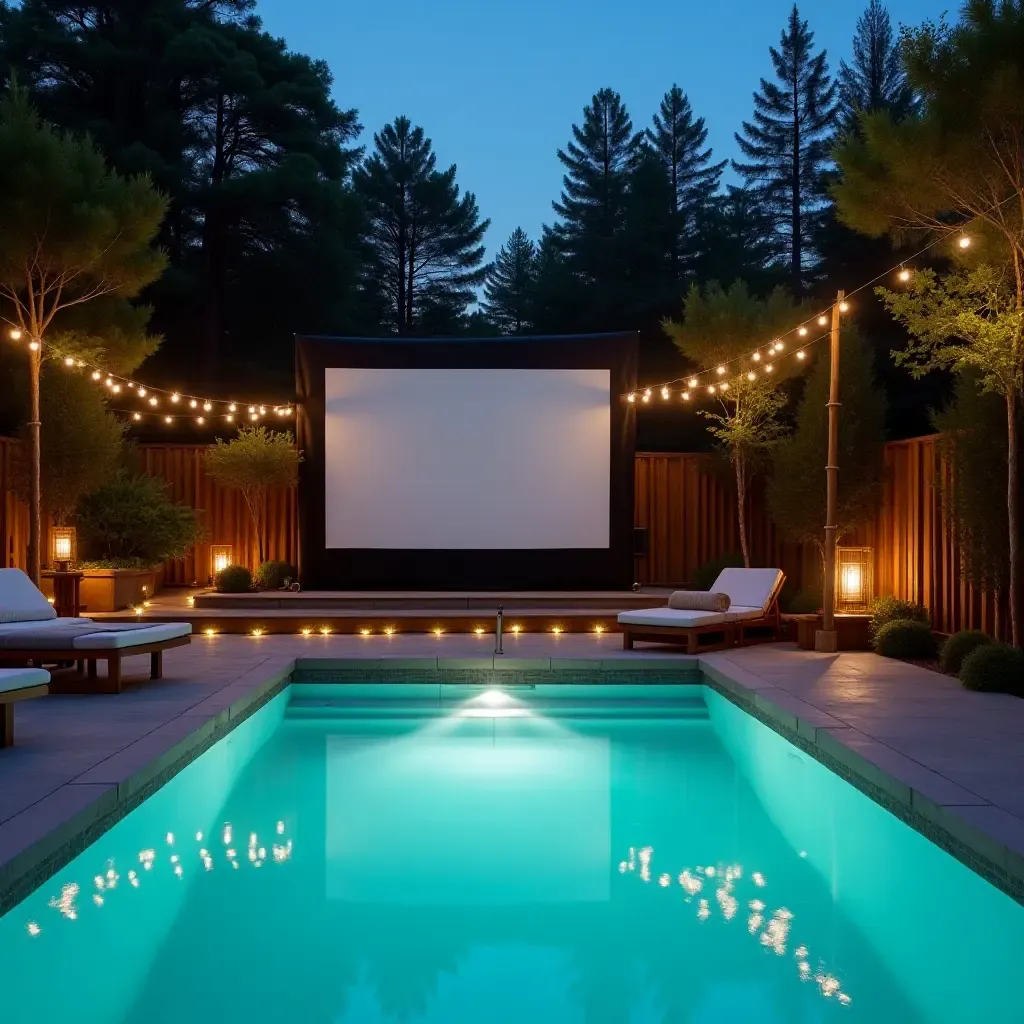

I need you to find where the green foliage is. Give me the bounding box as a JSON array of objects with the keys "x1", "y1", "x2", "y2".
[
  {"x1": 12, "y1": 372, "x2": 126, "y2": 525},
  {"x1": 692, "y1": 552, "x2": 745, "y2": 591},
  {"x1": 768, "y1": 325, "x2": 887, "y2": 550},
  {"x1": 870, "y1": 596, "x2": 930, "y2": 638},
  {"x1": 733, "y1": 6, "x2": 838, "y2": 290},
  {"x1": 355, "y1": 117, "x2": 489, "y2": 334},
  {"x1": 939, "y1": 630, "x2": 993, "y2": 675},
  {"x1": 204, "y1": 427, "x2": 301, "y2": 563},
  {"x1": 482, "y1": 228, "x2": 536, "y2": 334},
  {"x1": 77, "y1": 471, "x2": 203, "y2": 565},
  {"x1": 784, "y1": 586, "x2": 822, "y2": 614},
  {"x1": 873, "y1": 618, "x2": 938, "y2": 659},
  {"x1": 79, "y1": 557, "x2": 153, "y2": 570},
  {"x1": 959, "y1": 643, "x2": 1024, "y2": 694},
  {"x1": 934, "y1": 377, "x2": 1022, "y2": 592},
  {"x1": 256, "y1": 560, "x2": 297, "y2": 590},
  {"x1": 216, "y1": 565, "x2": 254, "y2": 594}
]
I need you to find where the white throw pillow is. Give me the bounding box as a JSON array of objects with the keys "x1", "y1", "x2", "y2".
[{"x1": 0, "y1": 568, "x2": 59, "y2": 622}]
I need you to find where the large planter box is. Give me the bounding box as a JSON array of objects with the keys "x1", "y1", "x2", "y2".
[{"x1": 41, "y1": 567, "x2": 164, "y2": 613}]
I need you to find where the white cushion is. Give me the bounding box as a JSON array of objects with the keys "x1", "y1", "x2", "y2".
[
  {"x1": 618, "y1": 605, "x2": 768, "y2": 628},
  {"x1": 0, "y1": 568, "x2": 57, "y2": 623},
  {"x1": 71, "y1": 623, "x2": 192, "y2": 649},
  {"x1": 711, "y1": 568, "x2": 783, "y2": 612},
  {"x1": 0, "y1": 667, "x2": 50, "y2": 695}
]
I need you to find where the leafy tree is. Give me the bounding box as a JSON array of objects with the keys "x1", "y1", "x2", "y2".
[
  {"x1": 355, "y1": 117, "x2": 488, "y2": 334},
  {"x1": 645, "y1": 85, "x2": 725, "y2": 278},
  {"x1": 768, "y1": 324, "x2": 887, "y2": 562},
  {"x1": 14, "y1": 373, "x2": 127, "y2": 530},
  {"x1": 734, "y1": 5, "x2": 839, "y2": 292},
  {"x1": 482, "y1": 227, "x2": 536, "y2": 334},
  {"x1": 934, "y1": 374, "x2": 1022, "y2": 598},
  {"x1": 663, "y1": 281, "x2": 808, "y2": 565},
  {"x1": 204, "y1": 425, "x2": 301, "y2": 564},
  {"x1": 833, "y1": 2, "x2": 1024, "y2": 643},
  {"x1": 837, "y1": 0, "x2": 916, "y2": 132},
  {"x1": 0, "y1": 87, "x2": 166, "y2": 584}
]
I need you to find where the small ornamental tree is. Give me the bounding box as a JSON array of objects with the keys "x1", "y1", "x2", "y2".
[
  {"x1": 664, "y1": 281, "x2": 810, "y2": 566},
  {"x1": 768, "y1": 324, "x2": 887, "y2": 558},
  {"x1": 204, "y1": 427, "x2": 302, "y2": 565},
  {"x1": 0, "y1": 87, "x2": 167, "y2": 583}
]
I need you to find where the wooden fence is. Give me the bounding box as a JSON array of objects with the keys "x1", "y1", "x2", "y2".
[{"x1": 0, "y1": 435, "x2": 1011, "y2": 639}]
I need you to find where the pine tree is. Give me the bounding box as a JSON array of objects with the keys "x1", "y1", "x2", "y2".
[
  {"x1": 355, "y1": 117, "x2": 489, "y2": 334},
  {"x1": 733, "y1": 4, "x2": 839, "y2": 293},
  {"x1": 646, "y1": 85, "x2": 725, "y2": 277},
  {"x1": 482, "y1": 228, "x2": 537, "y2": 334},
  {"x1": 837, "y1": 1, "x2": 915, "y2": 133}
]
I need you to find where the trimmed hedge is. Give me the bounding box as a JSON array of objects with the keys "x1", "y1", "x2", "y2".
[
  {"x1": 873, "y1": 618, "x2": 938, "y2": 660},
  {"x1": 939, "y1": 630, "x2": 993, "y2": 676},
  {"x1": 959, "y1": 643, "x2": 1024, "y2": 695},
  {"x1": 215, "y1": 564, "x2": 253, "y2": 593},
  {"x1": 870, "y1": 596, "x2": 930, "y2": 639},
  {"x1": 256, "y1": 560, "x2": 297, "y2": 590}
]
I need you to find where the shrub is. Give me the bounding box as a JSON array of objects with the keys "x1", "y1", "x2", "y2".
[
  {"x1": 692, "y1": 552, "x2": 745, "y2": 591},
  {"x1": 939, "y1": 630, "x2": 993, "y2": 675},
  {"x1": 873, "y1": 618, "x2": 938, "y2": 660},
  {"x1": 216, "y1": 564, "x2": 253, "y2": 593},
  {"x1": 256, "y1": 560, "x2": 296, "y2": 590},
  {"x1": 870, "y1": 596, "x2": 930, "y2": 639},
  {"x1": 77, "y1": 471, "x2": 203, "y2": 565},
  {"x1": 959, "y1": 643, "x2": 1024, "y2": 694},
  {"x1": 784, "y1": 586, "x2": 821, "y2": 614}
]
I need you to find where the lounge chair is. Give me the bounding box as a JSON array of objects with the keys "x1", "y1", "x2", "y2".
[
  {"x1": 0, "y1": 667, "x2": 49, "y2": 746},
  {"x1": 0, "y1": 569, "x2": 191, "y2": 693},
  {"x1": 618, "y1": 568, "x2": 785, "y2": 653}
]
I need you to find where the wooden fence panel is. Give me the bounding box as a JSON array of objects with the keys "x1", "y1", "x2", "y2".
[{"x1": 0, "y1": 437, "x2": 28, "y2": 570}]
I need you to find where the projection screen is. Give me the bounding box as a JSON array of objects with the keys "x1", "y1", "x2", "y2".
[{"x1": 295, "y1": 333, "x2": 637, "y2": 589}]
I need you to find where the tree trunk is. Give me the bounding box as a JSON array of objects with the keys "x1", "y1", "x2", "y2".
[
  {"x1": 735, "y1": 454, "x2": 751, "y2": 568},
  {"x1": 1007, "y1": 391, "x2": 1020, "y2": 646},
  {"x1": 27, "y1": 345, "x2": 41, "y2": 585},
  {"x1": 791, "y1": 74, "x2": 802, "y2": 295}
]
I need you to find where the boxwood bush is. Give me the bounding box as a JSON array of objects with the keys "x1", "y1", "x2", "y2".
[
  {"x1": 873, "y1": 618, "x2": 938, "y2": 660},
  {"x1": 216, "y1": 564, "x2": 253, "y2": 593},
  {"x1": 939, "y1": 630, "x2": 993, "y2": 675},
  {"x1": 870, "y1": 596, "x2": 930, "y2": 639},
  {"x1": 256, "y1": 560, "x2": 297, "y2": 590},
  {"x1": 959, "y1": 643, "x2": 1024, "y2": 695}
]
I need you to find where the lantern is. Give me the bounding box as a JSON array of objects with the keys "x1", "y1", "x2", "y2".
[
  {"x1": 210, "y1": 545, "x2": 233, "y2": 579},
  {"x1": 836, "y1": 546, "x2": 873, "y2": 614},
  {"x1": 50, "y1": 527, "x2": 77, "y2": 571}
]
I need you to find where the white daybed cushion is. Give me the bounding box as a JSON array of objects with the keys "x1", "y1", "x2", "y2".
[
  {"x1": 0, "y1": 667, "x2": 50, "y2": 695},
  {"x1": 0, "y1": 617, "x2": 191, "y2": 648},
  {"x1": 711, "y1": 568, "x2": 783, "y2": 612},
  {"x1": 0, "y1": 568, "x2": 57, "y2": 623},
  {"x1": 617, "y1": 605, "x2": 766, "y2": 628}
]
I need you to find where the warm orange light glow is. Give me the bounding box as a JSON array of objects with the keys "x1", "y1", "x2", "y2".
[
  {"x1": 301, "y1": 628, "x2": 312, "y2": 636},
  {"x1": 251, "y1": 628, "x2": 264, "y2": 637},
  {"x1": 474, "y1": 627, "x2": 484, "y2": 634},
  {"x1": 359, "y1": 628, "x2": 370, "y2": 636}
]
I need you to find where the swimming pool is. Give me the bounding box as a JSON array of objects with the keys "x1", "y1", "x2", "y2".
[{"x1": 1, "y1": 682, "x2": 1021, "y2": 1022}]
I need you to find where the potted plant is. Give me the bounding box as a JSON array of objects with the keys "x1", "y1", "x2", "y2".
[{"x1": 75, "y1": 471, "x2": 203, "y2": 610}]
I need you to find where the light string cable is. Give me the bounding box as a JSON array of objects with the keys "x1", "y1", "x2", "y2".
[{"x1": 628, "y1": 191, "x2": 1020, "y2": 404}]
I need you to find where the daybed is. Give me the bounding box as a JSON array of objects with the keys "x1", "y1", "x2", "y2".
[{"x1": 0, "y1": 667, "x2": 49, "y2": 746}]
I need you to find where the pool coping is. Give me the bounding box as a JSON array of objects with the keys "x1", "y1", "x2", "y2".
[{"x1": 1, "y1": 654, "x2": 1022, "y2": 914}]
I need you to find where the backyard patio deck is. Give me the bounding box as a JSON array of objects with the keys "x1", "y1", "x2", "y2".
[{"x1": 1, "y1": 634, "x2": 1022, "y2": 913}]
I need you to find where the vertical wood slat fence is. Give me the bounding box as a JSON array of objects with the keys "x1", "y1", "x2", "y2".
[{"x1": 0, "y1": 435, "x2": 1011, "y2": 639}]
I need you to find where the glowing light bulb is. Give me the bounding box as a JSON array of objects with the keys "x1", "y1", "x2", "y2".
[
  {"x1": 511, "y1": 624, "x2": 522, "y2": 633},
  {"x1": 627, "y1": 392, "x2": 636, "y2": 402},
  {"x1": 28, "y1": 340, "x2": 40, "y2": 351},
  {"x1": 259, "y1": 406, "x2": 266, "y2": 415},
  {"x1": 9, "y1": 329, "x2": 22, "y2": 340},
  {"x1": 229, "y1": 403, "x2": 237, "y2": 412},
  {"x1": 839, "y1": 300, "x2": 849, "y2": 312},
  {"x1": 248, "y1": 405, "x2": 256, "y2": 414},
  {"x1": 137, "y1": 387, "x2": 146, "y2": 397},
  {"x1": 164, "y1": 415, "x2": 172, "y2": 424},
  {"x1": 249, "y1": 412, "x2": 258, "y2": 421},
  {"x1": 681, "y1": 391, "x2": 690, "y2": 401},
  {"x1": 318, "y1": 626, "x2": 331, "y2": 635},
  {"x1": 775, "y1": 340, "x2": 784, "y2": 350},
  {"x1": 360, "y1": 628, "x2": 371, "y2": 636},
  {"x1": 251, "y1": 628, "x2": 264, "y2": 637},
  {"x1": 433, "y1": 627, "x2": 444, "y2": 636},
  {"x1": 189, "y1": 399, "x2": 197, "y2": 408},
  {"x1": 105, "y1": 377, "x2": 113, "y2": 388},
  {"x1": 197, "y1": 416, "x2": 205, "y2": 425},
  {"x1": 133, "y1": 412, "x2": 141, "y2": 421},
  {"x1": 594, "y1": 624, "x2": 604, "y2": 633},
  {"x1": 752, "y1": 352, "x2": 761, "y2": 362},
  {"x1": 64, "y1": 356, "x2": 75, "y2": 366},
  {"x1": 112, "y1": 384, "x2": 121, "y2": 393},
  {"x1": 149, "y1": 397, "x2": 158, "y2": 406},
  {"x1": 384, "y1": 627, "x2": 394, "y2": 635},
  {"x1": 747, "y1": 371, "x2": 756, "y2": 381},
  {"x1": 225, "y1": 414, "x2": 234, "y2": 423},
  {"x1": 171, "y1": 393, "x2": 180, "y2": 403},
  {"x1": 797, "y1": 350, "x2": 806, "y2": 360},
  {"x1": 720, "y1": 381, "x2": 729, "y2": 391},
  {"x1": 708, "y1": 384, "x2": 716, "y2": 394},
  {"x1": 551, "y1": 626, "x2": 562, "y2": 634},
  {"x1": 688, "y1": 378, "x2": 698, "y2": 388},
  {"x1": 203, "y1": 402, "x2": 212, "y2": 411},
  {"x1": 661, "y1": 387, "x2": 670, "y2": 400},
  {"x1": 798, "y1": 327, "x2": 808, "y2": 337},
  {"x1": 716, "y1": 365, "x2": 726, "y2": 375},
  {"x1": 898, "y1": 268, "x2": 911, "y2": 282},
  {"x1": 205, "y1": 627, "x2": 216, "y2": 637},
  {"x1": 764, "y1": 363, "x2": 774, "y2": 373},
  {"x1": 817, "y1": 315, "x2": 828, "y2": 326},
  {"x1": 301, "y1": 627, "x2": 312, "y2": 636},
  {"x1": 958, "y1": 235, "x2": 971, "y2": 249}
]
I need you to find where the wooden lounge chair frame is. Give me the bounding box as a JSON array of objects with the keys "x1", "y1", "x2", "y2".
[
  {"x1": 0, "y1": 635, "x2": 191, "y2": 695},
  {"x1": 1, "y1": 681, "x2": 49, "y2": 747},
  {"x1": 622, "y1": 574, "x2": 786, "y2": 653}
]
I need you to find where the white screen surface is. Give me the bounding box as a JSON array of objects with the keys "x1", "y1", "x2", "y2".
[{"x1": 324, "y1": 367, "x2": 610, "y2": 549}]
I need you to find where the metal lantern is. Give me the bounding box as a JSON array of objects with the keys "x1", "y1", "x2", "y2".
[
  {"x1": 50, "y1": 526, "x2": 77, "y2": 571},
  {"x1": 210, "y1": 544, "x2": 233, "y2": 579},
  {"x1": 835, "y1": 546, "x2": 873, "y2": 614}
]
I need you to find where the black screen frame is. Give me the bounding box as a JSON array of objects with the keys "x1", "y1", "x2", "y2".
[{"x1": 295, "y1": 333, "x2": 637, "y2": 590}]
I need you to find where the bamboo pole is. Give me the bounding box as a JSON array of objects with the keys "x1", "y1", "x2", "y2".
[{"x1": 815, "y1": 291, "x2": 844, "y2": 653}]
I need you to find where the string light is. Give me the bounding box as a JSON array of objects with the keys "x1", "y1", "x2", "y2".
[
  {"x1": 681, "y1": 391, "x2": 690, "y2": 401},
  {"x1": 798, "y1": 327, "x2": 808, "y2": 337},
  {"x1": 137, "y1": 387, "x2": 146, "y2": 397},
  {"x1": 716, "y1": 365, "x2": 726, "y2": 375},
  {"x1": 171, "y1": 393, "x2": 180, "y2": 403},
  {"x1": 688, "y1": 378, "x2": 698, "y2": 388},
  {"x1": 8, "y1": 329, "x2": 21, "y2": 340},
  {"x1": 189, "y1": 399, "x2": 197, "y2": 409},
  {"x1": 958, "y1": 235, "x2": 972, "y2": 249},
  {"x1": 708, "y1": 384, "x2": 716, "y2": 395},
  {"x1": 64, "y1": 356, "x2": 75, "y2": 367},
  {"x1": 133, "y1": 412, "x2": 141, "y2": 421},
  {"x1": 839, "y1": 300, "x2": 849, "y2": 313},
  {"x1": 28, "y1": 340, "x2": 40, "y2": 351},
  {"x1": 764, "y1": 363, "x2": 774, "y2": 373},
  {"x1": 796, "y1": 351, "x2": 806, "y2": 360},
  {"x1": 752, "y1": 351, "x2": 761, "y2": 362},
  {"x1": 747, "y1": 371, "x2": 755, "y2": 381},
  {"x1": 627, "y1": 392, "x2": 636, "y2": 402},
  {"x1": 817, "y1": 315, "x2": 828, "y2": 326},
  {"x1": 720, "y1": 381, "x2": 729, "y2": 391},
  {"x1": 898, "y1": 267, "x2": 911, "y2": 282},
  {"x1": 661, "y1": 387, "x2": 670, "y2": 400},
  {"x1": 164, "y1": 416, "x2": 172, "y2": 424},
  {"x1": 149, "y1": 397, "x2": 158, "y2": 406}
]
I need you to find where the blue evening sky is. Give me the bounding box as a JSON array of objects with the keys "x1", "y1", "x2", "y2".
[{"x1": 256, "y1": 0, "x2": 945, "y2": 259}]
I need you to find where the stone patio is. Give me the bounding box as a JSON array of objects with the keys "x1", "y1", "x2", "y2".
[{"x1": 1, "y1": 633, "x2": 1023, "y2": 912}]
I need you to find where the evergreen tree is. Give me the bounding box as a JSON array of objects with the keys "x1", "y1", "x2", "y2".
[
  {"x1": 646, "y1": 85, "x2": 725, "y2": 277},
  {"x1": 837, "y1": 0, "x2": 915, "y2": 133},
  {"x1": 733, "y1": 5, "x2": 839, "y2": 293},
  {"x1": 355, "y1": 116, "x2": 489, "y2": 334},
  {"x1": 482, "y1": 227, "x2": 537, "y2": 334}
]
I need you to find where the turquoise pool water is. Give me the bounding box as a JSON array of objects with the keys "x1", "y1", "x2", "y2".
[{"x1": 1, "y1": 682, "x2": 1022, "y2": 1023}]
